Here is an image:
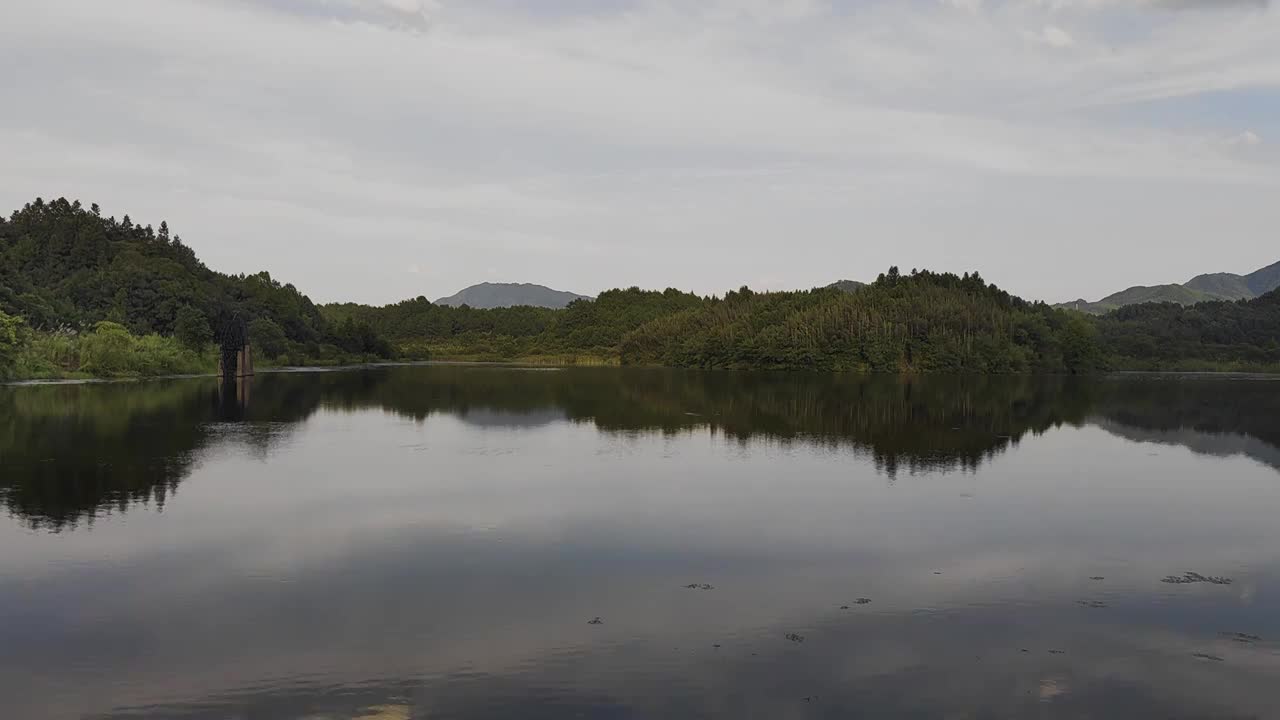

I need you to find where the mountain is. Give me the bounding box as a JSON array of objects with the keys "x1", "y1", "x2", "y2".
[
  {"x1": 828, "y1": 279, "x2": 867, "y2": 293},
  {"x1": 434, "y1": 282, "x2": 591, "y2": 309},
  {"x1": 1057, "y1": 260, "x2": 1280, "y2": 315},
  {"x1": 1246, "y1": 261, "x2": 1280, "y2": 297},
  {"x1": 1183, "y1": 273, "x2": 1254, "y2": 300}
]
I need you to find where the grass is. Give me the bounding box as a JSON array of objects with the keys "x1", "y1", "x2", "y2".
[{"x1": 5, "y1": 324, "x2": 215, "y2": 381}]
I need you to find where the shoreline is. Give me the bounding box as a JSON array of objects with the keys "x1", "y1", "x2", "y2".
[{"x1": 7, "y1": 360, "x2": 1280, "y2": 387}]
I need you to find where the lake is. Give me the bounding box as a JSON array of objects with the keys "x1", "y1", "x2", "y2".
[{"x1": 2, "y1": 366, "x2": 1279, "y2": 719}]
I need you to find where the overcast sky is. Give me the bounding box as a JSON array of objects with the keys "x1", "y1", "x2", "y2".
[{"x1": 2, "y1": 0, "x2": 1277, "y2": 305}]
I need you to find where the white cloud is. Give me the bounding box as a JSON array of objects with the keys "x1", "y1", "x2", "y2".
[
  {"x1": 1226, "y1": 130, "x2": 1263, "y2": 147},
  {"x1": 1041, "y1": 24, "x2": 1075, "y2": 47},
  {"x1": 373, "y1": 0, "x2": 436, "y2": 13},
  {"x1": 0, "y1": 0, "x2": 1277, "y2": 305}
]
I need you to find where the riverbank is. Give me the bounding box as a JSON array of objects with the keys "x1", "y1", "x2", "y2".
[
  {"x1": 6, "y1": 323, "x2": 1277, "y2": 383},
  {"x1": 1, "y1": 323, "x2": 401, "y2": 382}
]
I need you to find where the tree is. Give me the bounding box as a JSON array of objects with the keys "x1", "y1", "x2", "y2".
[
  {"x1": 79, "y1": 321, "x2": 135, "y2": 375},
  {"x1": 0, "y1": 309, "x2": 26, "y2": 377},
  {"x1": 173, "y1": 305, "x2": 211, "y2": 352},
  {"x1": 249, "y1": 317, "x2": 288, "y2": 359}
]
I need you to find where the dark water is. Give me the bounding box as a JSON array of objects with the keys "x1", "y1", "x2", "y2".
[{"x1": 2, "y1": 366, "x2": 1280, "y2": 719}]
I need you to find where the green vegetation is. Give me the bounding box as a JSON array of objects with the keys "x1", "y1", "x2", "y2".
[
  {"x1": 0, "y1": 197, "x2": 396, "y2": 378},
  {"x1": 323, "y1": 286, "x2": 704, "y2": 363},
  {"x1": 3, "y1": 196, "x2": 1278, "y2": 379},
  {"x1": 1097, "y1": 289, "x2": 1280, "y2": 371},
  {"x1": 333, "y1": 267, "x2": 1280, "y2": 374},
  {"x1": 0, "y1": 314, "x2": 215, "y2": 380},
  {"x1": 619, "y1": 269, "x2": 1102, "y2": 373}
]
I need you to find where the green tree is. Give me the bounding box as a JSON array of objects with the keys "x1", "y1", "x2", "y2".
[
  {"x1": 173, "y1": 305, "x2": 212, "y2": 351},
  {"x1": 0, "y1": 309, "x2": 27, "y2": 377},
  {"x1": 79, "y1": 321, "x2": 136, "y2": 376},
  {"x1": 249, "y1": 317, "x2": 288, "y2": 359}
]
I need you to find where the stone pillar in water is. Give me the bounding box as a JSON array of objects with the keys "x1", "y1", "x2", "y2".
[{"x1": 218, "y1": 344, "x2": 255, "y2": 378}]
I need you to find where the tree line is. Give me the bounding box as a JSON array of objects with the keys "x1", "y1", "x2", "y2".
[
  {"x1": 2, "y1": 197, "x2": 1277, "y2": 378},
  {"x1": 0, "y1": 198, "x2": 394, "y2": 377}
]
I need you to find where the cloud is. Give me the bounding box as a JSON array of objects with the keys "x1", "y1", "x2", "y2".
[
  {"x1": 1040, "y1": 24, "x2": 1075, "y2": 47},
  {"x1": 1225, "y1": 130, "x2": 1263, "y2": 147},
  {"x1": 0, "y1": 0, "x2": 1277, "y2": 306},
  {"x1": 1153, "y1": 0, "x2": 1268, "y2": 9}
]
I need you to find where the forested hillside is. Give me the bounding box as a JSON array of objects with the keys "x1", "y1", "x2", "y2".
[
  {"x1": 1097, "y1": 290, "x2": 1280, "y2": 369},
  {"x1": 0, "y1": 198, "x2": 392, "y2": 378},
  {"x1": 2, "y1": 197, "x2": 1278, "y2": 379},
  {"x1": 620, "y1": 269, "x2": 1102, "y2": 373},
  {"x1": 323, "y1": 287, "x2": 705, "y2": 360}
]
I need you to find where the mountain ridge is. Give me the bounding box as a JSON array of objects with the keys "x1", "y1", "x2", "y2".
[
  {"x1": 1056, "y1": 260, "x2": 1280, "y2": 315},
  {"x1": 434, "y1": 282, "x2": 592, "y2": 309}
]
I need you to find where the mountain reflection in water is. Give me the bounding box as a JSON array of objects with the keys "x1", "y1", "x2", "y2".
[
  {"x1": 2, "y1": 368, "x2": 1276, "y2": 531},
  {"x1": 1, "y1": 366, "x2": 1278, "y2": 720}
]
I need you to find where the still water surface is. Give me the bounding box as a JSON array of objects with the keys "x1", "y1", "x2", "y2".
[{"x1": 2, "y1": 366, "x2": 1279, "y2": 718}]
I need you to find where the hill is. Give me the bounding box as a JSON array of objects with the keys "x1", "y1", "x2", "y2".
[
  {"x1": 1098, "y1": 288, "x2": 1280, "y2": 370},
  {"x1": 434, "y1": 282, "x2": 591, "y2": 309},
  {"x1": 620, "y1": 269, "x2": 1102, "y2": 373},
  {"x1": 0, "y1": 197, "x2": 393, "y2": 376},
  {"x1": 1057, "y1": 260, "x2": 1280, "y2": 315},
  {"x1": 323, "y1": 287, "x2": 704, "y2": 360},
  {"x1": 828, "y1": 279, "x2": 867, "y2": 293}
]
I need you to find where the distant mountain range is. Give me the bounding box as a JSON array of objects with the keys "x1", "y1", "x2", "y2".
[
  {"x1": 1056, "y1": 260, "x2": 1280, "y2": 315},
  {"x1": 434, "y1": 282, "x2": 592, "y2": 309}
]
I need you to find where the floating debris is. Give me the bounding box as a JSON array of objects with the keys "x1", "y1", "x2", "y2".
[
  {"x1": 1077, "y1": 600, "x2": 1109, "y2": 609},
  {"x1": 854, "y1": 598, "x2": 872, "y2": 605},
  {"x1": 1192, "y1": 653, "x2": 1225, "y2": 662},
  {"x1": 684, "y1": 583, "x2": 715, "y2": 590},
  {"x1": 840, "y1": 605, "x2": 850, "y2": 610},
  {"x1": 1020, "y1": 649, "x2": 1029, "y2": 653},
  {"x1": 1161, "y1": 572, "x2": 1233, "y2": 586},
  {"x1": 1048, "y1": 650, "x2": 1066, "y2": 655},
  {"x1": 1089, "y1": 576, "x2": 1106, "y2": 581},
  {"x1": 713, "y1": 644, "x2": 721, "y2": 648},
  {"x1": 587, "y1": 617, "x2": 604, "y2": 625},
  {"x1": 785, "y1": 633, "x2": 806, "y2": 643},
  {"x1": 1219, "y1": 632, "x2": 1262, "y2": 644},
  {"x1": 933, "y1": 571, "x2": 943, "y2": 575}
]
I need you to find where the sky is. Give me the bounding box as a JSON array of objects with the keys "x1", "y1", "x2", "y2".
[{"x1": 2, "y1": 0, "x2": 1278, "y2": 305}]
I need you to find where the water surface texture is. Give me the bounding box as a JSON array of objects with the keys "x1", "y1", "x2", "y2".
[{"x1": 2, "y1": 367, "x2": 1279, "y2": 719}]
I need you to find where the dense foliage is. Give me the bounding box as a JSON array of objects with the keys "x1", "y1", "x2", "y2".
[
  {"x1": 2, "y1": 197, "x2": 1277, "y2": 378},
  {"x1": 323, "y1": 286, "x2": 705, "y2": 361},
  {"x1": 1097, "y1": 290, "x2": 1280, "y2": 369},
  {"x1": 0, "y1": 198, "x2": 393, "y2": 372},
  {"x1": 620, "y1": 269, "x2": 1103, "y2": 373}
]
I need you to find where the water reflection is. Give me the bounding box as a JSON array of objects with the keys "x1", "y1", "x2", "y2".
[
  {"x1": 2, "y1": 368, "x2": 1278, "y2": 531},
  {"x1": 1, "y1": 367, "x2": 1279, "y2": 719}
]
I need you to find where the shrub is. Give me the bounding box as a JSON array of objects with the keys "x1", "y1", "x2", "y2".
[
  {"x1": 0, "y1": 310, "x2": 27, "y2": 378},
  {"x1": 79, "y1": 322, "x2": 137, "y2": 376}
]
